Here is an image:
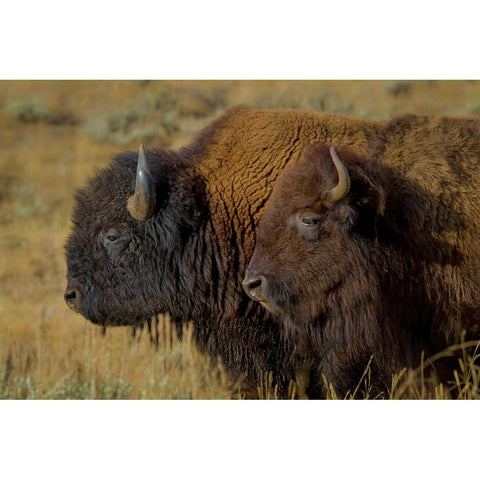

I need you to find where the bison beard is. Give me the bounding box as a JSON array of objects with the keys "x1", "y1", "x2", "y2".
[
  {"x1": 244, "y1": 116, "x2": 480, "y2": 398},
  {"x1": 64, "y1": 106, "x2": 381, "y2": 397}
]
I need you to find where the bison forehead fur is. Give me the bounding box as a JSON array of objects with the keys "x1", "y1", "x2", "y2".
[
  {"x1": 65, "y1": 105, "x2": 382, "y2": 396},
  {"x1": 245, "y1": 114, "x2": 480, "y2": 397}
]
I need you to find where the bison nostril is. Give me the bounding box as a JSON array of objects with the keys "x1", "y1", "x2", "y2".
[
  {"x1": 64, "y1": 288, "x2": 80, "y2": 311},
  {"x1": 64, "y1": 290, "x2": 76, "y2": 308},
  {"x1": 248, "y1": 278, "x2": 262, "y2": 290},
  {"x1": 242, "y1": 275, "x2": 267, "y2": 299}
]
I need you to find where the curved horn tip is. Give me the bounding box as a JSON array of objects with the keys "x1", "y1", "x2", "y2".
[
  {"x1": 138, "y1": 144, "x2": 149, "y2": 170},
  {"x1": 328, "y1": 145, "x2": 351, "y2": 203},
  {"x1": 127, "y1": 144, "x2": 156, "y2": 221}
]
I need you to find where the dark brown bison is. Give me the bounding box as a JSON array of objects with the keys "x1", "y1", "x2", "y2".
[
  {"x1": 64, "y1": 105, "x2": 382, "y2": 397},
  {"x1": 243, "y1": 114, "x2": 480, "y2": 398}
]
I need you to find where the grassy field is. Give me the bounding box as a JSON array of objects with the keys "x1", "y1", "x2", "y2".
[{"x1": 1, "y1": 80, "x2": 480, "y2": 399}]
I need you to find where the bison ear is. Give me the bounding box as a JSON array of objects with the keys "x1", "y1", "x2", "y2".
[{"x1": 348, "y1": 165, "x2": 385, "y2": 241}]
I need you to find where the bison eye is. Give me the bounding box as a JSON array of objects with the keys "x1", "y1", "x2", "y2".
[
  {"x1": 300, "y1": 216, "x2": 319, "y2": 226},
  {"x1": 296, "y1": 212, "x2": 322, "y2": 227},
  {"x1": 104, "y1": 229, "x2": 119, "y2": 244}
]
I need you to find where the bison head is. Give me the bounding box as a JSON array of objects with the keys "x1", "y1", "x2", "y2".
[
  {"x1": 65, "y1": 145, "x2": 205, "y2": 326},
  {"x1": 242, "y1": 143, "x2": 385, "y2": 326}
]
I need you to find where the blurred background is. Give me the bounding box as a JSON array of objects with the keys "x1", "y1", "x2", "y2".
[{"x1": 2, "y1": 80, "x2": 480, "y2": 399}]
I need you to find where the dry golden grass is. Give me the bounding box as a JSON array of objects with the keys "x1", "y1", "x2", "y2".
[
  {"x1": 2, "y1": 80, "x2": 480, "y2": 399},
  {"x1": 320, "y1": 341, "x2": 480, "y2": 400},
  {"x1": 0, "y1": 314, "x2": 233, "y2": 399},
  {"x1": 389, "y1": 340, "x2": 480, "y2": 400}
]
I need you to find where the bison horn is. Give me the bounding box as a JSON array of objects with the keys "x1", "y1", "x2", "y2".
[
  {"x1": 327, "y1": 146, "x2": 351, "y2": 202},
  {"x1": 127, "y1": 144, "x2": 157, "y2": 221}
]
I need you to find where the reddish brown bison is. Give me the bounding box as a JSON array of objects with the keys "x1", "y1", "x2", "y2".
[
  {"x1": 64, "y1": 105, "x2": 381, "y2": 397},
  {"x1": 243, "y1": 114, "x2": 480, "y2": 398}
]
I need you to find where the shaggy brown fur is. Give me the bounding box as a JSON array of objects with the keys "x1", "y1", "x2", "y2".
[
  {"x1": 244, "y1": 114, "x2": 480, "y2": 398},
  {"x1": 65, "y1": 105, "x2": 382, "y2": 397}
]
